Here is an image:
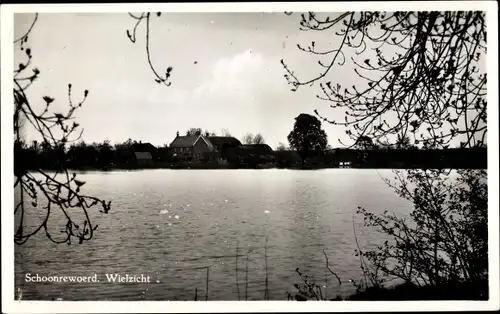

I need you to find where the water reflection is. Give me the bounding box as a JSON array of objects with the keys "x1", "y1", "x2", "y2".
[{"x1": 15, "y1": 169, "x2": 411, "y2": 300}]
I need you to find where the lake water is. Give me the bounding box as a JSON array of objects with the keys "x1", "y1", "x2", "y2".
[{"x1": 14, "y1": 169, "x2": 413, "y2": 301}]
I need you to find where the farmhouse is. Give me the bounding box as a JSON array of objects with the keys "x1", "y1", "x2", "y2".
[
  {"x1": 169, "y1": 132, "x2": 215, "y2": 161},
  {"x1": 168, "y1": 131, "x2": 274, "y2": 164}
]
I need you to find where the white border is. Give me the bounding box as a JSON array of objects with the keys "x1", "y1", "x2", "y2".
[
  {"x1": 1, "y1": 1, "x2": 499, "y2": 13},
  {"x1": 1, "y1": 2, "x2": 499, "y2": 313}
]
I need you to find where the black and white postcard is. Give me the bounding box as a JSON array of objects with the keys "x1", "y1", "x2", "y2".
[{"x1": 1, "y1": 2, "x2": 498, "y2": 313}]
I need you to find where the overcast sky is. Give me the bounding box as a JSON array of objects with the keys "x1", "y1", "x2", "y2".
[
  {"x1": 13, "y1": 11, "x2": 486, "y2": 149},
  {"x1": 14, "y1": 12, "x2": 364, "y2": 149}
]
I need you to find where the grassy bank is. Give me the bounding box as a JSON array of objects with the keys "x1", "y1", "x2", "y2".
[
  {"x1": 339, "y1": 279, "x2": 488, "y2": 301},
  {"x1": 290, "y1": 279, "x2": 489, "y2": 301}
]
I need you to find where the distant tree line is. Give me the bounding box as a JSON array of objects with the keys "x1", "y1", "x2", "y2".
[
  {"x1": 15, "y1": 138, "x2": 161, "y2": 170},
  {"x1": 15, "y1": 115, "x2": 485, "y2": 172},
  {"x1": 185, "y1": 127, "x2": 235, "y2": 138},
  {"x1": 242, "y1": 133, "x2": 266, "y2": 145},
  {"x1": 184, "y1": 127, "x2": 267, "y2": 146},
  {"x1": 272, "y1": 146, "x2": 487, "y2": 169},
  {"x1": 16, "y1": 133, "x2": 487, "y2": 171}
]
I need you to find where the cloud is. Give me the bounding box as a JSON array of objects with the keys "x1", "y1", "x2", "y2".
[
  {"x1": 184, "y1": 50, "x2": 300, "y2": 142},
  {"x1": 145, "y1": 49, "x2": 282, "y2": 108},
  {"x1": 146, "y1": 49, "x2": 338, "y2": 147},
  {"x1": 193, "y1": 49, "x2": 281, "y2": 99}
]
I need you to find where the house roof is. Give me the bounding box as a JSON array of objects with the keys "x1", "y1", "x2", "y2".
[
  {"x1": 208, "y1": 137, "x2": 242, "y2": 149},
  {"x1": 169, "y1": 135, "x2": 200, "y2": 148},
  {"x1": 134, "y1": 152, "x2": 152, "y2": 160},
  {"x1": 131, "y1": 143, "x2": 156, "y2": 152},
  {"x1": 225, "y1": 144, "x2": 274, "y2": 158},
  {"x1": 169, "y1": 135, "x2": 214, "y2": 149},
  {"x1": 239, "y1": 144, "x2": 273, "y2": 153}
]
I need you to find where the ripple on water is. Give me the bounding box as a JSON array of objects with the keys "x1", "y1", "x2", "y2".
[{"x1": 15, "y1": 169, "x2": 411, "y2": 300}]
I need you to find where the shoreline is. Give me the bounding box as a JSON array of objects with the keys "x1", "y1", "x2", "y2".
[{"x1": 24, "y1": 163, "x2": 488, "y2": 172}]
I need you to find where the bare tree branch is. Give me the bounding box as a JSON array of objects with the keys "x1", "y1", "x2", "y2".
[
  {"x1": 14, "y1": 13, "x2": 111, "y2": 245},
  {"x1": 282, "y1": 11, "x2": 487, "y2": 149},
  {"x1": 126, "y1": 12, "x2": 173, "y2": 86}
]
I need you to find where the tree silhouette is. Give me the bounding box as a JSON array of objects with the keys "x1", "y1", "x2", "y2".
[
  {"x1": 395, "y1": 134, "x2": 414, "y2": 149},
  {"x1": 243, "y1": 133, "x2": 266, "y2": 145},
  {"x1": 96, "y1": 140, "x2": 114, "y2": 167},
  {"x1": 281, "y1": 11, "x2": 486, "y2": 149},
  {"x1": 354, "y1": 135, "x2": 377, "y2": 150},
  {"x1": 14, "y1": 14, "x2": 110, "y2": 245},
  {"x1": 186, "y1": 128, "x2": 203, "y2": 136},
  {"x1": 276, "y1": 142, "x2": 288, "y2": 151},
  {"x1": 287, "y1": 113, "x2": 328, "y2": 166},
  {"x1": 242, "y1": 133, "x2": 254, "y2": 145},
  {"x1": 252, "y1": 133, "x2": 266, "y2": 145},
  {"x1": 220, "y1": 128, "x2": 232, "y2": 137},
  {"x1": 282, "y1": 11, "x2": 489, "y2": 293},
  {"x1": 357, "y1": 169, "x2": 488, "y2": 288}
]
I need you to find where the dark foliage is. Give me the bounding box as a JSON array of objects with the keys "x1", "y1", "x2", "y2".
[
  {"x1": 357, "y1": 169, "x2": 488, "y2": 287},
  {"x1": 287, "y1": 113, "x2": 328, "y2": 166},
  {"x1": 283, "y1": 10, "x2": 489, "y2": 300}
]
